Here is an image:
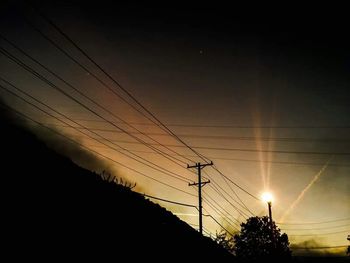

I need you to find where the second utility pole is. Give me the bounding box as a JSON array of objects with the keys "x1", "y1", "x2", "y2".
[{"x1": 188, "y1": 161, "x2": 213, "y2": 235}]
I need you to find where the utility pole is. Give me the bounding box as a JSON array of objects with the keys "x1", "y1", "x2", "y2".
[
  {"x1": 188, "y1": 161, "x2": 213, "y2": 235},
  {"x1": 262, "y1": 193, "x2": 275, "y2": 248},
  {"x1": 268, "y1": 201, "x2": 273, "y2": 228},
  {"x1": 267, "y1": 201, "x2": 276, "y2": 248}
]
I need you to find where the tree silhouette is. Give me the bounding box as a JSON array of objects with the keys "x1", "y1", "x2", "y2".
[
  {"x1": 215, "y1": 230, "x2": 234, "y2": 254},
  {"x1": 233, "y1": 216, "x2": 291, "y2": 261}
]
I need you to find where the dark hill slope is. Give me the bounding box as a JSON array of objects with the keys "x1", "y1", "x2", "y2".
[{"x1": 1, "y1": 111, "x2": 233, "y2": 261}]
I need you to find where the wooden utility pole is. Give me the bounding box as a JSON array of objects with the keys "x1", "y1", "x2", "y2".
[
  {"x1": 188, "y1": 161, "x2": 213, "y2": 235},
  {"x1": 267, "y1": 201, "x2": 276, "y2": 248}
]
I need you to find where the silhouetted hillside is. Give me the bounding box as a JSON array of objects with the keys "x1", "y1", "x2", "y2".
[{"x1": 1, "y1": 109, "x2": 233, "y2": 261}]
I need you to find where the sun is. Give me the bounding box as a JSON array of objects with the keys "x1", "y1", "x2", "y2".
[{"x1": 261, "y1": 192, "x2": 273, "y2": 203}]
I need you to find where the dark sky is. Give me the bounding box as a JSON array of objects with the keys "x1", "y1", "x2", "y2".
[
  {"x1": 1, "y1": 1, "x2": 349, "y2": 255},
  {"x1": 47, "y1": 1, "x2": 350, "y2": 124}
]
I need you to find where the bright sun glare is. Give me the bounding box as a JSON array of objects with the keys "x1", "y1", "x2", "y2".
[{"x1": 262, "y1": 192, "x2": 273, "y2": 203}]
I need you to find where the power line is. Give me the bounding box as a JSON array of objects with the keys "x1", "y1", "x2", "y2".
[
  {"x1": 38, "y1": 123, "x2": 350, "y2": 143},
  {"x1": 202, "y1": 196, "x2": 241, "y2": 230},
  {"x1": 140, "y1": 133, "x2": 350, "y2": 144},
  {"x1": 211, "y1": 165, "x2": 260, "y2": 201},
  {"x1": 188, "y1": 162, "x2": 260, "y2": 213},
  {"x1": 2, "y1": 14, "x2": 258, "y2": 234},
  {"x1": 207, "y1": 176, "x2": 246, "y2": 215},
  {"x1": 0, "y1": 46, "x2": 198, "y2": 172},
  {"x1": 5, "y1": 104, "x2": 349, "y2": 242},
  {"x1": 280, "y1": 223, "x2": 350, "y2": 231},
  {"x1": 277, "y1": 217, "x2": 350, "y2": 225},
  {"x1": 0, "y1": 36, "x2": 196, "y2": 166},
  {"x1": 143, "y1": 193, "x2": 197, "y2": 208},
  {"x1": 65, "y1": 118, "x2": 350, "y2": 130},
  {"x1": 208, "y1": 156, "x2": 350, "y2": 168},
  {"x1": 66, "y1": 126, "x2": 263, "y2": 205},
  {"x1": 164, "y1": 125, "x2": 350, "y2": 129},
  {"x1": 204, "y1": 188, "x2": 244, "y2": 224},
  {"x1": 1, "y1": 96, "x2": 209, "y2": 228},
  {"x1": 25, "y1": 5, "x2": 210, "y2": 164},
  {"x1": 188, "y1": 224, "x2": 214, "y2": 238},
  {"x1": 203, "y1": 170, "x2": 254, "y2": 216},
  {"x1": 0, "y1": 100, "x2": 199, "y2": 209},
  {"x1": 287, "y1": 229, "x2": 350, "y2": 237},
  {"x1": 7, "y1": 3, "x2": 348, "y2": 241},
  {"x1": 0, "y1": 78, "x2": 193, "y2": 184},
  {"x1": 41, "y1": 124, "x2": 350, "y2": 156},
  {"x1": 291, "y1": 245, "x2": 348, "y2": 250},
  {"x1": 206, "y1": 183, "x2": 251, "y2": 219},
  {"x1": 9, "y1": 4, "x2": 348, "y2": 239},
  {"x1": 203, "y1": 193, "x2": 242, "y2": 227},
  {"x1": 190, "y1": 144, "x2": 350, "y2": 156},
  {"x1": 197, "y1": 147, "x2": 350, "y2": 156},
  {"x1": 178, "y1": 134, "x2": 350, "y2": 143},
  {"x1": 25, "y1": 3, "x2": 350, "y2": 160},
  {"x1": 202, "y1": 213, "x2": 234, "y2": 236},
  {"x1": 18, "y1": 13, "x2": 167, "y2": 132},
  {"x1": 0, "y1": 103, "x2": 197, "y2": 197},
  {"x1": 202, "y1": 201, "x2": 239, "y2": 232},
  {"x1": 68, "y1": 137, "x2": 350, "y2": 168}
]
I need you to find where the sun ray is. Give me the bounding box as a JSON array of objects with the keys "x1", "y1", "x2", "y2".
[{"x1": 252, "y1": 104, "x2": 267, "y2": 190}]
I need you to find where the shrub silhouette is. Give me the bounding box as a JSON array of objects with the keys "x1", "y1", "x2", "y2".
[
  {"x1": 215, "y1": 230, "x2": 235, "y2": 254},
  {"x1": 233, "y1": 216, "x2": 291, "y2": 261}
]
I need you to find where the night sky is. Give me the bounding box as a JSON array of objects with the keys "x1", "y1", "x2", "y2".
[{"x1": 1, "y1": 1, "x2": 349, "y2": 255}]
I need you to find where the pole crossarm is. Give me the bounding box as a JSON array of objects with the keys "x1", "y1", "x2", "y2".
[
  {"x1": 187, "y1": 161, "x2": 213, "y2": 169},
  {"x1": 188, "y1": 180, "x2": 210, "y2": 187}
]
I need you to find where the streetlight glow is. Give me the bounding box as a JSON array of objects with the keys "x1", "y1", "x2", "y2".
[{"x1": 262, "y1": 192, "x2": 273, "y2": 203}]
